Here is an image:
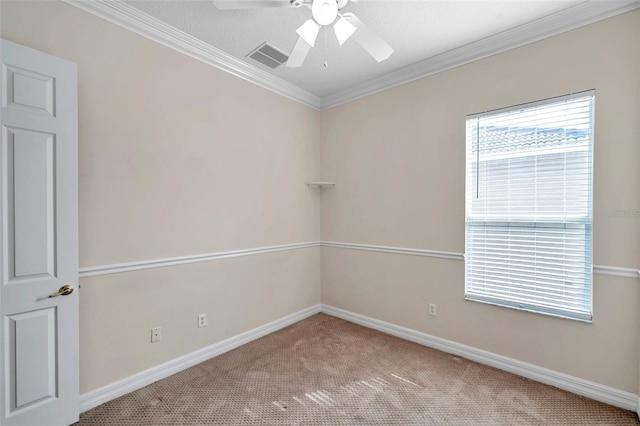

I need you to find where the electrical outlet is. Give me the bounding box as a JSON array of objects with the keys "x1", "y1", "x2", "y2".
[
  {"x1": 198, "y1": 313, "x2": 207, "y2": 328},
  {"x1": 428, "y1": 303, "x2": 437, "y2": 316},
  {"x1": 151, "y1": 326, "x2": 161, "y2": 343}
]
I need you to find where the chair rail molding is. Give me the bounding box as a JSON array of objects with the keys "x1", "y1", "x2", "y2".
[
  {"x1": 78, "y1": 241, "x2": 639, "y2": 279},
  {"x1": 322, "y1": 241, "x2": 640, "y2": 279},
  {"x1": 79, "y1": 242, "x2": 321, "y2": 278},
  {"x1": 593, "y1": 265, "x2": 640, "y2": 279},
  {"x1": 321, "y1": 241, "x2": 464, "y2": 261}
]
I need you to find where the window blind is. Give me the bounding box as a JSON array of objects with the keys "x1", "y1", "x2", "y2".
[{"x1": 465, "y1": 91, "x2": 594, "y2": 321}]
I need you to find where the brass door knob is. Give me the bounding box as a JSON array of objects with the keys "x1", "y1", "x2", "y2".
[{"x1": 49, "y1": 285, "x2": 74, "y2": 298}]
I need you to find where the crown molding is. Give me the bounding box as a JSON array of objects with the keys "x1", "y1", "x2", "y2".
[
  {"x1": 321, "y1": 0, "x2": 640, "y2": 109},
  {"x1": 58, "y1": 1, "x2": 640, "y2": 110},
  {"x1": 62, "y1": 0, "x2": 322, "y2": 110}
]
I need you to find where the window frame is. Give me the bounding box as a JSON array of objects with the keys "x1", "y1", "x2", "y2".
[{"x1": 464, "y1": 91, "x2": 595, "y2": 322}]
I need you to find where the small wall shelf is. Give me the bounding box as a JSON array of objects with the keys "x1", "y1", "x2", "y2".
[{"x1": 306, "y1": 182, "x2": 336, "y2": 189}]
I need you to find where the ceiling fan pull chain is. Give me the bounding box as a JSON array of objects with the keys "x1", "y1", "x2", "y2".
[{"x1": 323, "y1": 26, "x2": 328, "y2": 68}]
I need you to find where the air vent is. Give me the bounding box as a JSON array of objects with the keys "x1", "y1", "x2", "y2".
[{"x1": 247, "y1": 42, "x2": 289, "y2": 69}]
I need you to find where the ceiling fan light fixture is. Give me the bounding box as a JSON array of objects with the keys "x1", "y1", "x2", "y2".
[
  {"x1": 296, "y1": 19, "x2": 321, "y2": 46},
  {"x1": 311, "y1": 0, "x2": 338, "y2": 26},
  {"x1": 334, "y1": 16, "x2": 356, "y2": 46}
]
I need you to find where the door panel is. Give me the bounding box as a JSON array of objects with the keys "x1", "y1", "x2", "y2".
[
  {"x1": 1, "y1": 39, "x2": 78, "y2": 426},
  {"x1": 9, "y1": 127, "x2": 56, "y2": 279},
  {"x1": 10, "y1": 308, "x2": 57, "y2": 409},
  {"x1": 4, "y1": 65, "x2": 55, "y2": 116}
]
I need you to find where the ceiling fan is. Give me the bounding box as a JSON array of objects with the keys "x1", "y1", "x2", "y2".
[{"x1": 213, "y1": 0, "x2": 394, "y2": 68}]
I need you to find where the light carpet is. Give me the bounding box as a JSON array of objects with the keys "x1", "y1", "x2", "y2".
[{"x1": 77, "y1": 313, "x2": 639, "y2": 425}]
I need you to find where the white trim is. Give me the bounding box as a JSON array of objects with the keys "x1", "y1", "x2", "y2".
[
  {"x1": 79, "y1": 242, "x2": 320, "y2": 278},
  {"x1": 62, "y1": 0, "x2": 639, "y2": 111},
  {"x1": 593, "y1": 265, "x2": 640, "y2": 279},
  {"x1": 322, "y1": 242, "x2": 640, "y2": 279},
  {"x1": 320, "y1": 304, "x2": 638, "y2": 411},
  {"x1": 467, "y1": 89, "x2": 595, "y2": 119},
  {"x1": 320, "y1": 1, "x2": 640, "y2": 109},
  {"x1": 77, "y1": 302, "x2": 638, "y2": 413},
  {"x1": 79, "y1": 304, "x2": 322, "y2": 413},
  {"x1": 321, "y1": 241, "x2": 464, "y2": 261},
  {"x1": 78, "y1": 241, "x2": 639, "y2": 279},
  {"x1": 62, "y1": 0, "x2": 321, "y2": 110},
  {"x1": 306, "y1": 182, "x2": 336, "y2": 188}
]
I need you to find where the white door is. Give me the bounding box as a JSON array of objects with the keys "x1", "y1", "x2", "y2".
[{"x1": 0, "y1": 39, "x2": 78, "y2": 426}]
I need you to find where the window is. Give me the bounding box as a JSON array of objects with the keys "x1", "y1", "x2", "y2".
[{"x1": 465, "y1": 91, "x2": 594, "y2": 322}]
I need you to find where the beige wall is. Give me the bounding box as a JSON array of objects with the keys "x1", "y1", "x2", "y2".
[
  {"x1": 320, "y1": 10, "x2": 640, "y2": 393},
  {"x1": 1, "y1": 0, "x2": 321, "y2": 393},
  {"x1": 2, "y1": 0, "x2": 639, "y2": 399},
  {"x1": 79, "y1": 249, "x2": 319, "y2": 391}
]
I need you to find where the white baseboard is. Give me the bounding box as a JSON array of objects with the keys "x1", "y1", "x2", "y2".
[
  {"x1": 320, "y1": 304, "x2": 638, "y2": 412},
  {"x1": 80, "y1": 302, "x2": 637, "y2": 414},
  {"x1": 79, "y1": 304, "x2": 321, "y2": 413}
]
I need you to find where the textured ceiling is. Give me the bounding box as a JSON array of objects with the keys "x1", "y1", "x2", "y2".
[{"x1": 126, "y1": 0, "x2": 588, "y2": 98}]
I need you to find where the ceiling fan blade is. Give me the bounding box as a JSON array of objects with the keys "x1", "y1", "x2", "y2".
[
  {"x1": 296, "y1": 19, "x2": 320, "y2": 47},
  {"x1": 343, "y1": 12, "x2": 393, "y2": 62},
  {"x1": 213, "y1": 0, "x2": 295, "y2": 10},
  {"x1": 286, "y1": 36, "x2": 312, "y2": 67},
  {"x1": 334, "y1": 16, "x2": 357, "y2": 46}
]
